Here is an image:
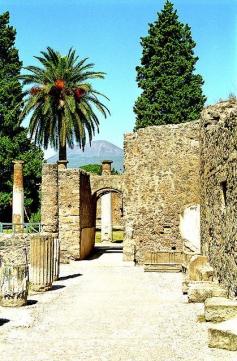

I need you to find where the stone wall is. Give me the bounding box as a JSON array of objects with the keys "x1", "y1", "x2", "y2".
[
  {"x1": 41, "y1": 164, "x2": 58, "y2": 234},
  {"x1": 58, "y1": 169, "x2": 81, "y2": 260},
  {"x1": 123, "y1": 122, "x2": 200, "y2": 264},
  {"x1": 0, "y1": 234, "x2": 30, "y2": 264},
  {"x1": 41, "y1": 164, "x2": 96, "y2": 260},
  {"x1": 200, "y1": 100, "x2": 237, "y2": 296}
]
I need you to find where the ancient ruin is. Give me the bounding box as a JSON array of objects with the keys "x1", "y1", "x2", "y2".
[{"x1": 1, "y1": 100, "x2": 237, "y2": 353}]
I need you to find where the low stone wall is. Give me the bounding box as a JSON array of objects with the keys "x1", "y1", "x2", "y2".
[
  {"x1": 0, "y1": 234, "x2": 30, "y2": 264},
  {"x1": 123, "y1": 122, "x2": 200, "y2": 264},
  {"x1": 200, "y1": 100, "x2": 237, "y2": 296}
]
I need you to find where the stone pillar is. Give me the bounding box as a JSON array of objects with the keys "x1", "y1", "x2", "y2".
[
  {"x1": 0, "y1": 263, "x2": 29, "y2": 307},
  {"x1": 12, "y1": 160, "x2": 24, "y2": 232},
  {"x1": 102, "y1": 160, "x2": 113, "y2": 175},
  {"x1": 101, "y1": 160, "x2": 113, "y2": 242},
  {"x1": 53, "y1": 238, "x2": 60, "y2": 281},
  {"x1": 57, "y1": 160, "x2": 68, "y2": 170},
  {"x1": 101, "y1": 193, "x2": 113, "y2": 242},
  {"x1": 30, "y1": 235, "x2": 54, "y2": 292},
  {"x1": 41, "y1": 164, "x2": 58, "y2": 234}
]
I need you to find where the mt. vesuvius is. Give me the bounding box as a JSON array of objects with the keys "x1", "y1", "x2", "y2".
[{"x1": 47, "y1": 140, "x2": 124, "y2": 172}]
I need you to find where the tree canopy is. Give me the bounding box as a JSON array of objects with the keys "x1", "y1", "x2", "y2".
[
  {"x1": 134, "y1": 0, "x2": 206, "y2": 130},
  {"x1": 0, "y1": 11, "x2": 43, "y2": 222},
  {"x1": 20, "y1": 47, "x2": 110, "y2": 161}
]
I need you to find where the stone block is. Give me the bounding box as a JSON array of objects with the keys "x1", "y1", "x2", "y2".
[
  {"x1": 205, "y1": 297, "x2": 237, "y2": 322},
  {"x1": 208, "y1": 317, "x2": 237, "y2": 351},
  {"x1": 187, "y1": 255, "x2": 209, "y2": 281},
  {"x1": 188, "y1": 281, "x2": 228, "y2": 303},
  {"x1": 196, "y1": 264, "x2": 214, "y2": 281}
]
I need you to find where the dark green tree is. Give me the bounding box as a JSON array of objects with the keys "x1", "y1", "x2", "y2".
[
  {"x1": 80, "y1": 163, "x2": 120, "y2": 175},
  {"x1": 134, "y1": 1, "x2": 206, "y2": 130},
  {"x1": 0, "y1": 12, "x2": 43, "y2": 222}
]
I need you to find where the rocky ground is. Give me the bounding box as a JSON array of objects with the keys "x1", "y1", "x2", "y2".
[{"x1": 0, "y1": 245, "x2": 236, "y2": 361}]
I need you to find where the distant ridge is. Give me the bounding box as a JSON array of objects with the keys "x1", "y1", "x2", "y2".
[{"x1": 47, "y1": 140, "x2": 124, "y2": 172}]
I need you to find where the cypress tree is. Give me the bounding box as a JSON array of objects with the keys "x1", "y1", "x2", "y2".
[
  {"x1": 134, "y1": 1, "x2": 206, "y2": 130},
  {"x1": 0, "y1": 12, "x2": 43, "y2": 222}
]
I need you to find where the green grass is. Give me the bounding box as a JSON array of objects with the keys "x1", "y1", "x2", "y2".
[{"x1": 95, "y1": 230, "x2": 124, "y2": 243}]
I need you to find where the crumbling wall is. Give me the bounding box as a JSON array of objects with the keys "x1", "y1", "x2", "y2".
[
  {"x1": 41, "y1": 164, "x2": 95, "y2": 260},
  {"x1": 58, "y1": 169, "x2": 81, "y2": 259},
  {"x1": 200, "y1": 100, "x2": 237, "y2": 296},
  {"x1": 41, "y1": 164, "x2": 58, "y2": 234},
  {"x1": 123, "y1": 122, "x2": 200, "y2": 264},
  {"x1": 0, "y1": 234, "x2": 30, "y2": 264}
]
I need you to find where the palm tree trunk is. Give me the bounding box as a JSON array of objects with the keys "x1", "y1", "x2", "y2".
[
  {"x1": 58, "y1": 114, "x2": 67, "y2": 162},
  {"x1": 59, "y1": 142, "x2": 67, "y2": 161}
]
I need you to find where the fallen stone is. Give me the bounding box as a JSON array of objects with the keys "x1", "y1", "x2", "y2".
[
  {"x1": 208, "y1": 317, "x2": 237, "y2": 351},
  {"x1": 196, "y1": 264, "x2": 214, "y2": 281},
  {"x1": 205, "y1": 297, "x2": 237, "y2": 322},
  {"x1": 188, "y1": 281, "x2": 227, "y2": 303},
  {"x1": 187, "y1": 255, "x2": 213, "y2": 281}
]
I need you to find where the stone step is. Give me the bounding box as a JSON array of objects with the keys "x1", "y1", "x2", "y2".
[
  {"x1": 188, "y1": 281, "x2": 227, "y2": 303},
  {"x1": 144, "y1": 263, "x2": 182, "y2": 272},
  {"x1": 208, "y1": 317, "x2": 237, "y2": 351},
  {"x1": 205, "y1": 297, "x2": 237, "y2": 322}
]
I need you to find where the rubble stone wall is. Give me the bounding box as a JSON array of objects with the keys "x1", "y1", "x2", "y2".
[
  {"x1": 200, "y1": 100, "x2": 237, "y2": 296},
  {"x1": 0, "y1": 234, "x2": 30, "y2": 264},
  {"x1": 41, "y1": 164, "x2": 58, "y2": 234},
  {"x1": 123, "y1": 122, "x2": 200, "y2": 264},
  {"x1": 58, "y1": 169, "x2": 81, "y2": 259}
]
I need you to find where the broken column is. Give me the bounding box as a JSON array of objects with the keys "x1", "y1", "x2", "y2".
[
  {"x1": 0, "y1": 263, "x2": 29, "y2": 307},
  {"x1": 101, "y1": 160, "x2": 113, "y2": 242},
  {"x1": 30, "y1": 234, "x2": 54, "y2": 292},
  {"x1": 12, "y1": 160, "x2": 24, "y2": 232}
]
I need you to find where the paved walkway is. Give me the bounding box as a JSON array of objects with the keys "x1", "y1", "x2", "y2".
[{"x1": 0, "y1": 246, "x2": 235, "y2": 361}]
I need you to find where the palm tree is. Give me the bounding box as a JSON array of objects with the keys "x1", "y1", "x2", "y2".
[{"x1": 20, "y1": 47, "x2": 110, "y2": 161}]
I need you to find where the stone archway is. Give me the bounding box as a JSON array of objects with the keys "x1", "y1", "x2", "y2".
[{"x1": 92, "y1": 188, "x2": 123, "y2": 244}]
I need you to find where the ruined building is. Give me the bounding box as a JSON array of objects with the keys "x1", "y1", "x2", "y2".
[{"x1": 2, "y1": 100, "x2": 236, "y2": 296}]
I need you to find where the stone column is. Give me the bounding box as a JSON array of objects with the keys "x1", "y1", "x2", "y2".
[
  {"x1": 30, "y1": 235, "x2": 54, "y2": 292},
  {"x1": 101, "y1": 160, "x2": 113, "y2": 175},
  {"x1": 101, "y1": 160, "x2": 113, "y2": 242},
  {"x1": 53, "y1": 238, "x2": 60, "y2": 281},
  {"x1": 0, "y1": 263, "x2": 29, "y2": 307},
  {"x1": 12, "y1": 160, "x2": 24, "y2": 232}
]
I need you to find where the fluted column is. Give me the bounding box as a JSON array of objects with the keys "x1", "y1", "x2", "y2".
[
  {"x1": 0, "y1": 263, "x2": 29, "y2": 307},
  {"x1": 53, "y1": 238, "x2": 60, "y2": 281},
  {"x1": 12, "y1": 160, "x2": 24, "y2": 232},
  {"x1": 30, "y1": 235, "x2": 54, "y2": 292}
]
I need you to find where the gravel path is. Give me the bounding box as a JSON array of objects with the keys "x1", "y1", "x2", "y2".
[{"x1": 0, "y1": 246, "x2": 235, "y2": 361}]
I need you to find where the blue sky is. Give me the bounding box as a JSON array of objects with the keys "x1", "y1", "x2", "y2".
[{"x1": 0, "y1": 0, "x2": 237, "y2": 154}]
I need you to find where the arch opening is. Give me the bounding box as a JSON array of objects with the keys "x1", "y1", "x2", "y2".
[{"x1": 93, "y1": 188, "x2": 124, "y2": 246}]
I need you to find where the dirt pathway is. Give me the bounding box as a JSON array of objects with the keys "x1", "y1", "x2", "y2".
[{"x1": 0, "y1": 247, "x2": 235, "y2": 361}]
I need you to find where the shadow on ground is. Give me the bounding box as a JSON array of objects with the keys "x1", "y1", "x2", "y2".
[
  {"x1": 0, "y1": 318, "x2": 10, "y2": 327},
  {"x1": 26, "y1": 300, "x2": 38, "y2": 306},
  {"x1": 59, "y1": 273, "x2": 82, "y2": 281},
  {"x1": 48, "y1": 285, "x2": 66, "y2": 291},
  {"x1": 88, "y1": 245, "x2": 123, "y2": 260}
]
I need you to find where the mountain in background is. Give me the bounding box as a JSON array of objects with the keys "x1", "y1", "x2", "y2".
[{"x1": 47, "y1": 140, "x2": 124, "y2": 172}]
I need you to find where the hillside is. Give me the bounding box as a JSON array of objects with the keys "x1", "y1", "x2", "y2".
[{"x1": 47, "y1": 140, "x2": 124, "y2": 172}]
